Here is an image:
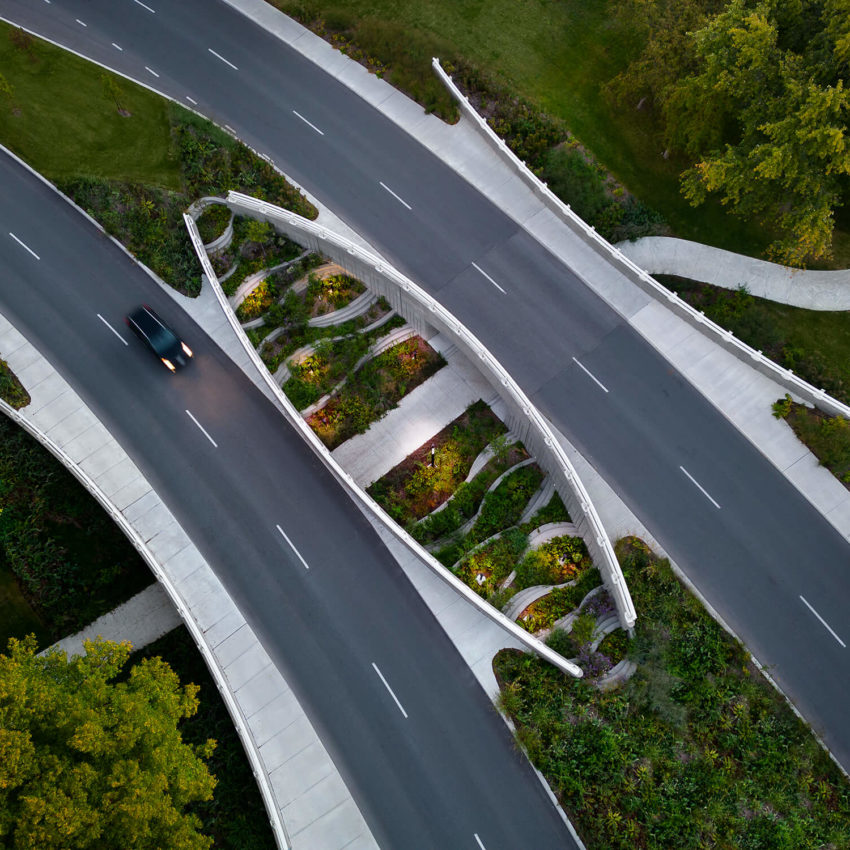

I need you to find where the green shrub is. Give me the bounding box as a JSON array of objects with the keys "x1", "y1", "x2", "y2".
[
  {"x1": 195, "y1": 204, "x2": 231, "y2": 244},
  {"x1": 470, "y1": 464, "x2": 543, "y2": 544},
  {"x1": 0, "y1": 359, "x2": 30, "y2": 409},
  {"x1": 545, "y1": 628, "x2": 580, "y2": 658},
  {"x1": 785, "y1": 403, "x2": 850, "y2": 483},
  {"x1": 514, "y1": 535, "x2": 589, "y2": 590},
  {"x1": 456, "y1": 528, "x2": 528, "y2": 596}
]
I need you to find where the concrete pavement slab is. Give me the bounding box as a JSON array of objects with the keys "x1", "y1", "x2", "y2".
[
  {"x1": 281, "y1": 772, "x2": 352, "y2": 839},
  {"x1": 252, "y1": 688, "x2": 304, "y2": 747},
  {"x1": 95, "y1": 456, "x2": 143, "y2": 499},
  {"x1": 110, "y1": 474, "x2": 152, "y2": 511},
  {"x1": 32, "y1": 388, "x2": 83, "y2": 430},
  {"x1": 226, "y1": 642, "x2": 273, "y2": 691},
  {"x1": 45, "y1": 408, "x2": 96, "y2": 448},
  {"x1": 268, "y1": 739, "x2": 335, "y2": 806},
  {"x1": 289, "y1": 800, "x2": 378, "y2": 850},
  {"x1": 238, "y1": 664, "x2": 293, "y2": 719}
]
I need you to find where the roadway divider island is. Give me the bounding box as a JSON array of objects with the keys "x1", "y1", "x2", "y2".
[{"x1": 187, "y1": 195, "x2": 636, "y2": 683}]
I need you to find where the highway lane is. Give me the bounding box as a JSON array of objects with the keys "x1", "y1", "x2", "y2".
[
  {"x1": 3, "y1": 0, "x2": 850, "y2": 769},
  {"x1": 0, "y1": 154, "x2": 577, "y2": 848}
]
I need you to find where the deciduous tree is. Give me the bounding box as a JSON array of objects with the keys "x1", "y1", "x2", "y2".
[{"x1": 0, "y1": 636, "x2": 216, "y2": 849}]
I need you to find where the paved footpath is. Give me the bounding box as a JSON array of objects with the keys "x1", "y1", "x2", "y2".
[{"x1": 618, "y1": 236, "x2": 850, "y2": 310}]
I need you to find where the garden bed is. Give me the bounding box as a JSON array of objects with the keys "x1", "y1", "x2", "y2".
[
  {"x1": 515, "y1": 567, "x2": 600, "y2": 632},
  {"x1": 306, "y1": 272, "x2": 366, "y2": 317},
  {"x1": 773, "y1": 397, "x2": 850, "y2": 488},
  {"x1": 282, "y1": 334, "x2": 370, "y2": 411},
  {"x1": 455, "y1": 528, "x2": 528, "y2": 598},
  {"x1": 367, "y1": 401, "x2": 508, "y2": 523},
  {"x1": 196, "y1": 203, "x2": 232, "y2": 244},
  {"x1": 433, "y1": 463, "x2": 544, "y2": 566},
  {"x1": 495, "y1": 537, "x2": 850, "y2": 849},
  {"x1": 306, "y1": 336, "x2": 446, "y2": 449},
  {"x1": 513, "y1": 534, "x2": 590, "y2": 591}
]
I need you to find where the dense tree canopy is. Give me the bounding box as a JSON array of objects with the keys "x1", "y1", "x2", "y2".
[
  {"x1": 0, "y1": 637, "x2": 216, "y2": 849},
  {"x1": 610, "y1": 0, "x2": 850, "y2": 265}
]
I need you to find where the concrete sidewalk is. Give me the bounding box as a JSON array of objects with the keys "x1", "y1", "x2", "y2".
[{"x1": 617, "y1": 236, "x2": 850, "y2": 310}]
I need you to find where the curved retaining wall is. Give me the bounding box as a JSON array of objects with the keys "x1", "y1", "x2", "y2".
[
  {"x1": 192, "y1": 190, "x2": 636, "y2": 640},
  {"x1": 431, "y1": 59, "x2": 850, "y2": 422}
]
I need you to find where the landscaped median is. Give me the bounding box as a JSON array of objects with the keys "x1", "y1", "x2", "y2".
[
  {"x1": 495, "y1": 537, "x2": 850, "y2": 849},
  {"x1": 185, "y1": 194, "x2": 634, "y2": 674}
]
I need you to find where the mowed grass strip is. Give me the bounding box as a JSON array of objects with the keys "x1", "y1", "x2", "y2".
[{"x1": 0, "y1": 22, "x2": 179, "y2": 187}]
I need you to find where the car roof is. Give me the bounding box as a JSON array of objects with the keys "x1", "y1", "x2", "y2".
[{"x1": 128, "y1": 305, "x2": 178, "y2": 348}]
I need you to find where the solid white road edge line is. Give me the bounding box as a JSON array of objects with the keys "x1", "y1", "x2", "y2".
[
  {"x1": 208, "y1": 48, "x2": 238, "y2": 71},
  {"x1": 292, "y1": 110, "x2": 325, "y2": 136},
  {"x1": 97, "y1": 314, "x2": 128, "y2": 345},
  {"x1": 679, "y1": 465, "x2": 721, "y2": 509},
  {"x1": 8, "y1": 232, "x2": 40, "y2": 260},
  {"x1": 572, "y1": 356, "x2": 609, "y2": 393},
  {"x1": 275, "y1": 524, "x2": 310, "y2": 570},
  {"x1": 471, "y1": 261, "x2": 506, "y2": 294},
  {"x1": 800, "y1": 595, "x2": 846, "y2": 648},
  {"x1": 371, "y1": 662, "x2": 408, "y2": 718},
  {"x1": 379, "y1": 181, "x2": 412, "y2": 211},
  {"x1": 185, "y1": 409, "x2": 218, "y2": 448}
]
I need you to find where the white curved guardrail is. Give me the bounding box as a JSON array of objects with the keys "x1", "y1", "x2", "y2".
[
  {"x1": 187, "y1": 191, "x2": 636, "y2": 652},
  {"x1": 0, "y1": 395, "x2": 291, "y2": 849},
  {"x1": 0, "y1": 144, "x2": 290, "y2": 849},
  {"x1": 432, "y1": 58, "x2": 850, "y2": 422}
]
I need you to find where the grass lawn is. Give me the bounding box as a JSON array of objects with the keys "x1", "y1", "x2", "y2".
[
  {"x1": 271, "y1": 0, "x2": 830, "y2": 263},
  {"x1": 0, "y1": 23, "x2": 179, "y2": 187}
]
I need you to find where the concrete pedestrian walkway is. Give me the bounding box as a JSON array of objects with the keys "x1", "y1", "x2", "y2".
[
  {"x1": 331, "y1": 333, "x2": 494, "y2": 487},
  {"x1": 50, "y1": 583, "x2": 181, "y2": 658},
  {"x1": 617, "y1": 236, "x2": 850, "y2": 310}
]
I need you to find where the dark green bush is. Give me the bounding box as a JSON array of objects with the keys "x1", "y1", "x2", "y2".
[
  {"x1": 0, "y1": 359, "x2": 30, "y2": 409},
  {"x1": 196, "y1": 204, "x2": 231, "y2": 244}
]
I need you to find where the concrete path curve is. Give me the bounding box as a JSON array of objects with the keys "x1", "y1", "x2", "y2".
[{"x1": 618, "y1": 236, "x2": 850, "y2": 310}]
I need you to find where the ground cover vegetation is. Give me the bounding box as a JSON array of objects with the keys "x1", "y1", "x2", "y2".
[
  {"x1": 658, "y1": 275, "x2": 850, "y2": 404},
  {"x1": 0, "y1": 24, "x2": 316, "y2": 297},
  {"x1": 0, "y1": 358, "x2": 30, "y2": 410},
  {"x1": 0, "y1": 417, "x2": 152, "y2": 647},
  {"x1": 218, "y1": 218, "x2": 305, "y2": 301},
  {"x1": 283, "y1": 334, "x2": 370, "y2": 410},
  {"x1": 432, "y1": 463, "x2": 545, "y2": 567},
  {"x1": 131, "y1": 629, "x2": 275, "y2": 850},
  {"x1": 307, "y1": 337, "x2": 446, "y2": 448},
  {"x1": 495, "y1": 537, "x2": 850, "y2": 849},
  {"x1": 773, "y1": 395, "x2": 850, "y2": 485},
  {"x1": 367, "y1": 400, "x2": 508, "y2": 522},
  {"x1": 196, "y1": 204, "x2": 232, "y2": 245},
  {"x1": 0, "y1": 636, "x2": 216, "y2": 850},
  {"x1": 517, "y1": 569, "x2": 604, "y2": 634},
  {"x1": 269, "y1": 0, "x2": 849, "y2": 264}
]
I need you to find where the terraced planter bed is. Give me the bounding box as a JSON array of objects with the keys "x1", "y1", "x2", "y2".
[
  {"x1": 496, "y1": 536, "x2": 850, "y2": 849},
  {"x1": 307, "y1": 337, "x2": 446, "y2": 449},
  {"x1": 514, "y1": 534, "x2": 591, "y2": 591},
  {"x1": 456, "y1": 528, "x2": 528, "y2": 599},
  {"x1": 516, "y1": 567, "x2": 601, "y2": 632},
  {"x1": 433, "y1": 463, "x2": 544, "y2": 566},
  {"x1": 196, "y1": 203, "x2": 232, "y2": 244},
  {"x1": 306, "y1": 272, "x2": 366, "y2": 317},
  {"x1": 367, "y1": 401, "x2": 508, "y2": 522},
  {"x1": 282, "y1": 335, "x2": 369, "y2": 410},
  {"x1": 217, "y1": 218, "x2": 304, "y2": 297}
]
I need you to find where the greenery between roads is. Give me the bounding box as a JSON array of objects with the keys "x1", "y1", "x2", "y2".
[
  {"x1": 0, "y1": 636, "x2": 216, "y2": 850},
  {"x1": 0, "y1": 25, "x2": 316, "y2": 297},
  {"x1": 517, "y1": 568, "x2": 603, "y2": 634},
  {"x1": 0, "y1": 416, "x2": 153, "y2": 647},
  {"x1": 367, "y1": 401, "x2": 508, "y2": 522},
  {"x1": 495, "y1": 537, "x2": 850, "y2": 849},
  {"x1": 195, "y1": 204, "x2": 232, "y2": 245},
  {"x1": 658, "y1": 275, "x2": 850, "y2": 405},
  {"x1": 307, "y1": 337, "x2": 445, "y2": 449},
  {"x1": 773, "y1": 396, "x2": 850, "y2": 485}
]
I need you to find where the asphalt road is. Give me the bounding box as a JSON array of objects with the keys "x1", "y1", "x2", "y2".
[
  {"x1": 0, "y1": 154, "x2": 577, "y2": 848},
  {"x1": 2, "y1": 0, "x2": 849, "y2": 777}
]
